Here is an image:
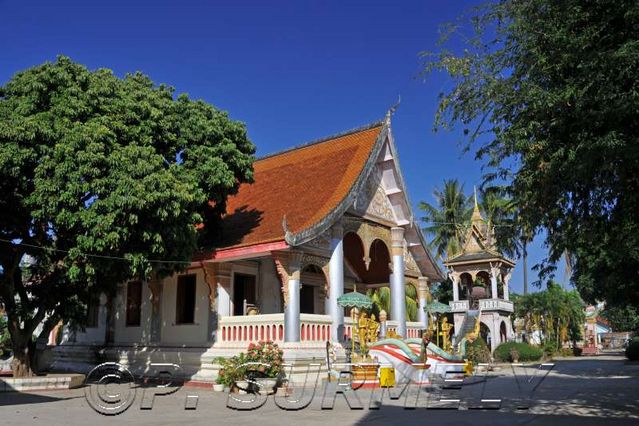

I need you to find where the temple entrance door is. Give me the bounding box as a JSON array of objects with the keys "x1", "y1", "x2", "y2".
[
  {"x1": 233, "y1": 273, "x2": 256, "y2": 315},
  {"x1": 300, "y1": 285, "x2": 315, "y2": 314}
]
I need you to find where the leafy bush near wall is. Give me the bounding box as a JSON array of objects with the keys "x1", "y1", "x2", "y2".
[
  {"x1": 494, "y1": 342, "x2": 543, "y2": 362},
  {"x1": 465, "y1": 337, "x2": 491, "y2": 364},
  {"x1": 626, "y1": 337, "x2": 639, "y2": 361}
]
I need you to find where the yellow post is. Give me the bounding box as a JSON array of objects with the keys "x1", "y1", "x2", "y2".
[{"x1": 379, "y1": 367, "x2": 395, "y2": 387}]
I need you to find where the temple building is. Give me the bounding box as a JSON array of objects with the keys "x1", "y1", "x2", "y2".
[
  {"x1": 51, "y1": 113, "x2": 445, "y2": 382},
  {"x1": 444, "y1": 193, "x2": 516, "y2": 352}
]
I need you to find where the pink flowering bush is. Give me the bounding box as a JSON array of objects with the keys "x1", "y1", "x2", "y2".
[{"x1": 246, "y1": 340, "x2": 284, "y2": 378}]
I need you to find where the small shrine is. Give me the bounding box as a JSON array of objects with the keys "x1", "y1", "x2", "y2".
[{"x1": 444, "y1": 190, "x2": 516, "y2": 352}]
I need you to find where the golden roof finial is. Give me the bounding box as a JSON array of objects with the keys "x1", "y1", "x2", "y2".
[{"x1": 472, "y1": 185, "x2": 483, "y2": 223}]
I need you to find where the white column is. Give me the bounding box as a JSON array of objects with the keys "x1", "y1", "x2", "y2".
[
  {"x1": 328, "y1": 223, "x2": 344, "y2": 342},
  {"x1": 417, "y1": 277, "x2": 429, "y2": 330},
  {"x1": 390, "y1": 227, "x2": 406, "y2": 338},
  {"x1": 491, "y1": 276, "x2": 498, "y2": 300},
  {"x1": 503, "y1": 271, "x2": 511, "y2": 301},
  {"x1": 490, "y1": 264, "x2": 499, "y2": 299},
  {"x1": 216, "y1": 279, "x2": 231, "y2": 317},
  {"x1": 284, "y1": 253, "x2": 302, "y2": 343},
  {"x1": 451, "y1": 273, "x2": 460, "y2": 302}
]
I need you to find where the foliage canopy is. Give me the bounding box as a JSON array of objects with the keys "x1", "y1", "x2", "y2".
[
  {"x1": 0, "y1": 56, "x2": 255, "y2": 375},
  {"x1": 423, "y1": 0, "x2": 639, "y2": 307}
]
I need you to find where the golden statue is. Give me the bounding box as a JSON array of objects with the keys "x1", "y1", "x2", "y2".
[
  {"x1": 439, "y1": 317, "x2": 453, "y2": 352},
  {"x1": 358, "y1": 312, "x2": 369, "y2": 348},
  {"x1": 386, "y1": 329, "x2": 402, "y2": 339},
  {"x1": 367, "y1": 314, "x2": 379, "y2": 343}
]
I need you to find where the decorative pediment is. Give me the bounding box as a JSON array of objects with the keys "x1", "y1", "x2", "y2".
[
  {"x1": 462, "y1": 225, "x2": 489, "y2": 253},
  {"x1": 404, "y1": 245, "x2": 419, "y2": 273},
  {"x1": 355, "y1": 169, "x2": 396, "y2": 223}
]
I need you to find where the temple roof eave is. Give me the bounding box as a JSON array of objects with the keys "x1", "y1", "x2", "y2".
[{"x1": 443, "y1": 253, "x2": 516, "y2": 268}]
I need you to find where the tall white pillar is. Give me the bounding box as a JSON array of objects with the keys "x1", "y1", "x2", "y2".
[
  {"x1": 328, "y1": 223, "x2": 344, "y2": 342},
  {"x1": 216, "y1": 275, "x2": 232, "y2": 317},
  {"x1": 451, "y1": 273, "x2": 460, "y2": 302},
  {"x1": 390, "y1": 227, "x2": 406, "y2": 338},
  {"x1": 491, "y1": 276, "x2": 498, "y2": 300},
  {"x1": 490, "y1": 264, "x2": 499, "y2": 299},
  {"x1": 283, "y1": 252, "x2": 302, "y2": 343},
  {"x1": 503, "y1": 271, "x2": 511, "y2": 301},
  {"x1": 417, "y1": 276, "x2": 429, "y2": 330}
]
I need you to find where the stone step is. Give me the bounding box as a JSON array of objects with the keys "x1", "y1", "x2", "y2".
[{"x1": 0, "y1": 374, "x2": 85, "y2": 392}]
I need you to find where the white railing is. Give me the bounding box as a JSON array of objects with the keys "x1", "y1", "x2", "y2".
[
  {"x1": 215, "y1": 313, "x2": 333, "y2": 348},
  {"x1": 449, "y1": 300, "x2": 469, "y2": 312},
  {"x1": 217, "y1": 314, "x2": 425, "y2": 348},
  {"x1": 449, "y1": 299, "x2": 513, "y2": 313},
  {"x1": 387, "y1": 321, "x2": 423, "y2": 338},
  {"x1": 479, "y1": 299, "x2": 514, "y2": 312}
]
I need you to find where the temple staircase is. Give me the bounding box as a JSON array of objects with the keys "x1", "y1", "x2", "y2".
[{"x1": 453, "y1": 309, "x2": 481, "y2": 352}]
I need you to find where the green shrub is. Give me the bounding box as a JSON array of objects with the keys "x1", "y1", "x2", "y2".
[
  {"x1": 626, "y1": 337, "x2": 639, "y2": 361},
  {"x1": 494, "y1": 342, "x2": 543, "y2": 362},
  {"x1": 542, "y1": 340, "x2": 558, "y2": 356},
  {"x1": 465, "y1": 337, "x2": 491, "y2": 364}
]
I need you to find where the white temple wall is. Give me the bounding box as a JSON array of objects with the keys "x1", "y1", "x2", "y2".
[
  {"x1": 160, "y1": 268, "x2": 209, "y2": 345},
  {"x1": 70, "y1": 293, "x2": 108, "y2": 344},
  {"x1": 113, "y1": 281, "x2": 152, "y2": 344}
]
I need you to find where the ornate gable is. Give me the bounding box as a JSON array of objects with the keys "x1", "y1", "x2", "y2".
[{"x1": 355, "y1": 168, "x2": 396, "y2": 224}]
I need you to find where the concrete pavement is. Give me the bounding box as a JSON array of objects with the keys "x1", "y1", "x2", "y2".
[{"x1": 0, "y1": 355, "x2": 637, "y2": 426}]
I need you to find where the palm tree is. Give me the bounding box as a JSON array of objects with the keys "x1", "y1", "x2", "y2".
[
  {"x1": 419, "y1": 179, "x2": 472, "y2": 261},
  {"x1": 481, "y1": 186, "x2": 533, "y2": 294},
  {"x1": 367, "y1": 285, "x2": 419, "y2": 322}
]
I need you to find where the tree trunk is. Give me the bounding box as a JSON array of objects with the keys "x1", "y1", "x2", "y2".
[
  {"x1": 523, "y1": 240, "x2": 529, "y2": 295},
  {"x1": 10, "y1": 337, "x2": 34, "y2": 377}
]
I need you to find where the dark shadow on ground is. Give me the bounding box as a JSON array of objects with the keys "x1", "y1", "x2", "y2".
[
  {"x1": 0, "y1": 391, "x2": 82, "y2": 407},
  {"x1": 353, "y1": 405, "x2": 638, "y2": 426}
]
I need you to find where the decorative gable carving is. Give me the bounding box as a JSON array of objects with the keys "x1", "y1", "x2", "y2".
[
  {"x1": 356, "y1": 169, "x2": 395, "y2": 223},
  {"x1": 404, "y1": 246, "x2": 419, "y2": 273},
  {"x1": 463, "y1": 225, "x2": 488, "y2": 253}
]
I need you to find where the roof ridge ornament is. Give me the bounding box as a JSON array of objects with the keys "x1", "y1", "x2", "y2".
[
  {"x1": 282, "y1": 215, "x2": 292, "y2": 241},
  {"x1": 471, "y1": 185, "x2": 484, "y2": 224},
  {"x1": 386, "y1": 95, "x2": 401, "y2": 122}
]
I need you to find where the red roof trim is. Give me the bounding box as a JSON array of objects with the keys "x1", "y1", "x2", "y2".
[{"x1": 198, "y1": 240, "x2": 289, "y2": 262}]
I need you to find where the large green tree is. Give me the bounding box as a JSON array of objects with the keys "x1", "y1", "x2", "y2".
[
  {"x1": 424, "y1": 0, "x2": 639, "y2": 306},
  {"x1": 512, "y1": 281, "x2": 585, "y2": 349},
  {"x1": 0, "y1": 57, "x2": 255, "y2": 376},
  {"x1": 601, "y1": 305, "x2": 639, "y2": 332}
]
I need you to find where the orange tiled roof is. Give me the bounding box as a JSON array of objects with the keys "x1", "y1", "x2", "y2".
[{"x1": 212, "y1": 123, "x2": 384, "y2": 250}]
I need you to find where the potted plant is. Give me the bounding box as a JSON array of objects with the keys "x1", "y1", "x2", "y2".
[
  {"x1": 245, "y1": 341, "x2": 284, "y2": 395},
  {"x1": 215, "y1": 354, "x2": 249, "y2": 393},
  {"x1": 213, "y1": 360, "x2": 226, "y2": 392}
]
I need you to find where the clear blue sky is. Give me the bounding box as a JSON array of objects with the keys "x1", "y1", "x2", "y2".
[{"x1": 0, "y1": 0, "x2": 562, "y2": 294}]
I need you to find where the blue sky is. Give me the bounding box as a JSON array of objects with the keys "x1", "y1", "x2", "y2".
[{"x1": 0, "y1": 0, "x2": 562, "y2": 293}]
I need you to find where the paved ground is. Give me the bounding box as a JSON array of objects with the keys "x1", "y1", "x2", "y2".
[{"x1": 1, "y1": 355, "x2": 638, "y2": 426}]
